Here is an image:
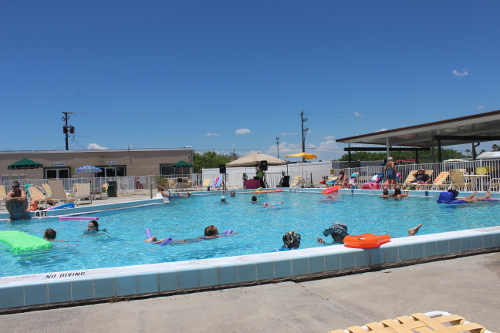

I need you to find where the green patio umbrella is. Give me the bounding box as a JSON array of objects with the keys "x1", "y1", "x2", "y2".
[
  {"x1": 173, "y1": 160, "x2": 193, "y2": 175},
  {"x1": 7, "y1": 158, "x2": 44, "y2": 177}
]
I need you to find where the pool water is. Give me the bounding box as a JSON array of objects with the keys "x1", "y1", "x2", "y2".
[{"x1": 1, "y1": 192, "x2": 499, "y2": 278}]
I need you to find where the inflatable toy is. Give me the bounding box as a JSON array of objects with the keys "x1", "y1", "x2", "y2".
[
  {"x1": 437, "y1": 192, "x2": 466, "y2": 204},
  {"x1": 321, "y1": 186, "x2": 341, "y2": 195},
  {"x1": 0, "y1": 231, "x2": 52, "y2": 252},
  {"x1": 59, "y1": 216, "x2": 99, "y2": 220},
  {"x1": 45, "y1": 203, "x2": 76, "y2": 211},
  {"x1": 252, "y1": 188, "x2": 283, "y2": 193},
  {"x1": 343, "y1": 233, "x2": 391, "y2": 249}
]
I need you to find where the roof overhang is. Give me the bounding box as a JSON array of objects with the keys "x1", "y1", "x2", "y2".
[{"x1": 336, "y1": 109, "x2": 500, "y2": 148}]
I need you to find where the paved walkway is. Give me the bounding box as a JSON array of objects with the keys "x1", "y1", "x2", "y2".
[{"x1": 0, "y1": 252, "x2": 498, "y2": 332}]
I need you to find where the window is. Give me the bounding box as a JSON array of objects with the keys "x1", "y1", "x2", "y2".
[
  {"x1": 96, "y1": 165, "x2": 126, "y2": 177},
  {"x1": 45, "y1": 167, "x2": 71, "y2": 179}
]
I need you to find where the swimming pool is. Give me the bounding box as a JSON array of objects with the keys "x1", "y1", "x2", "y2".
[{"x1": 1, "y1": 191, "x2": 499, "y2": 278}]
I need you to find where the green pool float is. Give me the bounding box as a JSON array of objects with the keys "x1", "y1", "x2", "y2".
[{"x1": 0, "y1": 230, "x2": 52, "y2": 252}]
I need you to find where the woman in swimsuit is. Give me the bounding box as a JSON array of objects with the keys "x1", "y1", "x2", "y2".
[{"x1": 384, "y1": 157, "x2": 397, "y2": 190}]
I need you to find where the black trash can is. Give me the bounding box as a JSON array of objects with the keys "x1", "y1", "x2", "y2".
[{"x1": 107, "y1": 181, "x2": 117, "y2": 197}]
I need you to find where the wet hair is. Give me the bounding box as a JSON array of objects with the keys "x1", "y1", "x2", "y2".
[
  {"x1": 448, "y1": 189, "x2": 459, "y2": 198},
  {"x1": 89, "y1": 220, "x2": 99, "y2": 231},
  {"x1": 12, "y1": 181, "x2": 20, "y2": 187},
  {"x1": 230, "y1": 191, "x2": 235, "y2": 197},
  {"x1": 282, "y1": 231, "x2": 301, "y2": 249},
  {"x1": 204, "y1": 225, "x2": 219, "y2": 236},
  {"x1": 393, "y1": 188, "x2": 402, "y2": 195},
  {"x1": 43, "y1": 228, "x2": 56, "y2": 240},
  {"x1": 251, "y1": 196, "x2": 257, "y2": 202},
  {"x1": 382, "y1": 189, "x2": 389, "y2": 195},
  {"x1": 323, "y1": 222, "x2": 349, "y2": 238}
]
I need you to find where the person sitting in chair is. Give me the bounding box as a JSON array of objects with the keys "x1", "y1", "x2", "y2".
[
  {"x1": 6, "y1": 181, "x2": 28, "y2": 220},
  {"x1": 406, "y1": 167, "x2": 431, "y2": 185}
]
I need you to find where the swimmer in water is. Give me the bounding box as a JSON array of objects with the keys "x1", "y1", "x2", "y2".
[
  {"x1": 145, "y1": 225, "x2": 233, "y2": 244},
  {"x1": 43, "y1": 228, "x2": 57, "y2": 241},
  {"x1": 84, "y1": 220, "x2": 107, "y2": 235},
  {"x1": 282, "y1": 231, "x2": 301, "y2": 250}
]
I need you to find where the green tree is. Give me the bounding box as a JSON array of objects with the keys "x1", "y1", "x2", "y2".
[
  {"x1": 193, "y1": 151, "x2": 235, "y2": 173},
  {"x1": 492, "y1": 144, "x2": 500, "y2": 151}
]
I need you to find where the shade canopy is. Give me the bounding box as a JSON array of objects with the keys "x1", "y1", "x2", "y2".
[
  {"x1": 172, "y1": 160, "x2": 193, "y2": 167},
  {"x1": 7, "y1": 158, "x2": 43, "y2": 170},
  {"x1": 74, "y1": 165, "x2": 102, "y2": 174},
  {"x1": 285, "y1": 152, "x2": 318, "y2": 160},
  {"x1": 226, "y1": 152, "x2": 287, "y2": 167}
]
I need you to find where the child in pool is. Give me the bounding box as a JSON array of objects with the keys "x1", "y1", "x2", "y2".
[
  {"x1": 145, "y1": 225, "x2": 233, "y2": 244},
  {"x1": 84, "y1": 220, "x2": 107, "y2": 235}
]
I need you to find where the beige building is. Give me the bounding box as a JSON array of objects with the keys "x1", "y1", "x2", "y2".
[{"x1": 0, "y1": 148, "x2": 194, "y2": 180}]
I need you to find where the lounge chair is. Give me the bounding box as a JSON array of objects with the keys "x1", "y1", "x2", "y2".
[
  {"x1": 417, "y1": 171, "x2": 449, "y2": 191},
  {"x1": 329, "y1": 310, "x2": 494, "y2": 333},
  {"x1": 41, "y1": 184, "x2": 53, "y2": 198},
  {"x1": 346, "y1": 172, "x2": 359, "y2": 189},
  {"x1": 0, "y1": 185, "x2": 6, "y2": 208},
  {"x1": 399, "y1": 169, "x2": 418, "y2": 187},
  {"x1": 94, "y1": 183, "x2": 109, "y2": 199},
  {"x1": 48, "y1": 180, "x2": 77, "y2": 204},
  {"x1": 202, "y1": 178, "x2": 213, "y2": 190},
  {"x1": 290, "y1": 176, "x2": 305, "y2": 188},
  {"x1": 213, "y1": 176, "x2": 222, "y2": 189},
  {"x1": 448, "y1": 169, "x2": 472, "y2": 191},
  {"x1": 74, "y1": 183, "x2": 92, "y2": 205},
  {"x1": 489, "y1": 178, "x2": 500, "y2": 192},
  {"x1": 27, "y1": 186, "x2": 56, "y2": 210}
]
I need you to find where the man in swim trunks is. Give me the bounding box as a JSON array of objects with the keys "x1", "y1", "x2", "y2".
[
  {"x1": 6, "y1": 181, "x2": 28, "y2": 220},
  {"x1": 449, "y1": 189, "x2": 491, "y2": 202}
]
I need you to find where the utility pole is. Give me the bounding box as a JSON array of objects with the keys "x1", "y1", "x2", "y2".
[
  {"x1": 276, "y1": 137, "x2": 280, "y2": 158},
  {"x1": 230, "y1": 142, "x2": 236, "y2": 159},
  {"x1": 62, "y1": 112, "x2": 75, "y2": 150},
  {"x1": 300, "y1": 111, "x2": 309, "y2": 161}
]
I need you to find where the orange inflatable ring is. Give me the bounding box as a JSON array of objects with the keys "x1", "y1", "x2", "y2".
[
  {"x1": 321, "y1": 186, "x2": 341, "y2": 195},
  {"x1": 343, "y1": 233, "x2": 391, "y2": 249}
]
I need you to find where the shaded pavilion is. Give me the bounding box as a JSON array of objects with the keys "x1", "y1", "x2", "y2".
[{"x1": 336, "y1": 109, "x2": 500, "y2": 162}]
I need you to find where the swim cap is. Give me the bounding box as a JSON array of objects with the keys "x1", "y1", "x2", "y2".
[
  {"x1": 323, "y1": 222, "x2": 348, "y2": 237},
  {"x1": 283, "y1": 231, "x2": 301, "y2": 248}
]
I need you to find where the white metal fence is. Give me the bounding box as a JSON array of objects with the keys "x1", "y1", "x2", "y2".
[{"x1": 3, "y1": 158, "x2": 500, "y2": 194}]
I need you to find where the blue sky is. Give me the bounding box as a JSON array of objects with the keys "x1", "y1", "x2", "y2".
[{"x1": 1, "y1": 0, "x2": 499, "y2": 161}]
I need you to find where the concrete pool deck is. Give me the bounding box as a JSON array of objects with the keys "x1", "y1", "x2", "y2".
[{"x1": 0, "y1": 252, "x2": 498, "y2": 332}]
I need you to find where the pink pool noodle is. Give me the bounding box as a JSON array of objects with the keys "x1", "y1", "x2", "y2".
[{"x1": 59, "y1": 216, "x2": 99, "y2": 220}]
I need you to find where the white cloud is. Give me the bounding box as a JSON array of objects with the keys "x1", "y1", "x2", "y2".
[
  {"x1": 354, "y1": 112, "x2": 362, "y2": 118},
  {"x1": 323, "y1": 135, "x2": 335, "y2": 140},
  {"x1": 452, "y1": 69, "x2": 469, "y2": 76},
  {"x1": 478, "y1": 105, "x2": 485, "y2": 110},
  {"x1": 281, "y1": 132, "x2": 297, "y2": 136},
  {"x1": 235, "y1": 128, "x2": 251, "y2": 134},
  {"x1": 206, "y1": 133, "x2": 220, "y2": 137},
  {"x1": 88, "y1": 143, "x2": 108, "y2": 150},
  {"x1": 377, "y1": 128, "x2": 388, "y2": 132}
]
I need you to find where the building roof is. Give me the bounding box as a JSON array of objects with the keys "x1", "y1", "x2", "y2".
[{"x1": 336, "y1": 109, "x2": 500, "y2": 148}]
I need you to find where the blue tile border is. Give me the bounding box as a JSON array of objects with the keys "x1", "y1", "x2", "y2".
[{"x1": 0, "y1": 226, "x2": 499, "y2": 311}]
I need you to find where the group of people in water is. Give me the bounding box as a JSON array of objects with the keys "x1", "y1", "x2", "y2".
[
  {"x1": 42, "y1": 220, "x2": 106, "y2": 241},
  {"x1": 37, "y1": 184, "x2": 493, "y2": 250}
]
